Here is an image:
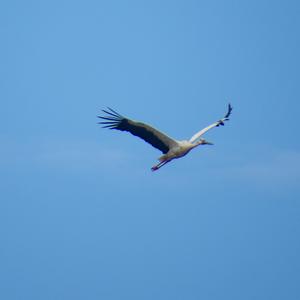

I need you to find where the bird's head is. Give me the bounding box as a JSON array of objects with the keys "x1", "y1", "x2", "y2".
[{"x1": 198, "y1": 138, "x2": 214, "y2": 145}]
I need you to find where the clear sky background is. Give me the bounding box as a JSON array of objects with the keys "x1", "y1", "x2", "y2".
[{"x1": 1, "y1": 1, "x2": 300, "y2": 299}]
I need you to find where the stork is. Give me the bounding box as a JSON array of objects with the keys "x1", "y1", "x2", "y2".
[{"x1": 98, "y1": 104, "x2": 232, "y2": 171}]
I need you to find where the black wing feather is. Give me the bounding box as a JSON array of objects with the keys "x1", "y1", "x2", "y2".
[
  {"x1": 224, "y1": 103, "x2": 233, "y2": 119},
  {"x1": 98, "y1": 108, "x2": 171, "y2": 154}
]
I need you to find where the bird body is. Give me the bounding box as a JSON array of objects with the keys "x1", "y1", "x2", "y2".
[
  {"x1": 153, "y1": 139, "x2": 214, "y2": 171},
  {"x1": 159, "y1": 140, "x2": 196, "y2": 160},
  {"x1": 98, "y1": 104, "x2": 232, "y2": 171}
]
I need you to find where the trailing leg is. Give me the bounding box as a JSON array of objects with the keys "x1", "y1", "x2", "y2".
[{"x1": 151, "y1": 160, "x2": 170, "y2": 171}]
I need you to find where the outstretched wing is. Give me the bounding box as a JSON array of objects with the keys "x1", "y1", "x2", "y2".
[
  {"x1": 189, "y1": 103, "x2": 232, "y2": 143},
  {"x1": 98, "y1": 108, "x2": 178, "y2": 154}
]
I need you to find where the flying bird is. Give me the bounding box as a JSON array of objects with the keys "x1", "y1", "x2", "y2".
[{"x1": 98, "y1": 104, "x2": 232, "y2": 171}]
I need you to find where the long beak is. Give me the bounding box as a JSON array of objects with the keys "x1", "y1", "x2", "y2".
[{"x1": 198, "y1": 138, "x2": 214, "y2": 146}]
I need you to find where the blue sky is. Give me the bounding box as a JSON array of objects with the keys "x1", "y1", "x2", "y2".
[{"x1": 1, "y1": 0, "x2": 300, "y2": 299}]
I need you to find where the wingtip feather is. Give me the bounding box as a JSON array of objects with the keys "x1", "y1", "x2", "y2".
[{"x1": 107, "y1": 107, "x2": 123, "y2": 118}]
